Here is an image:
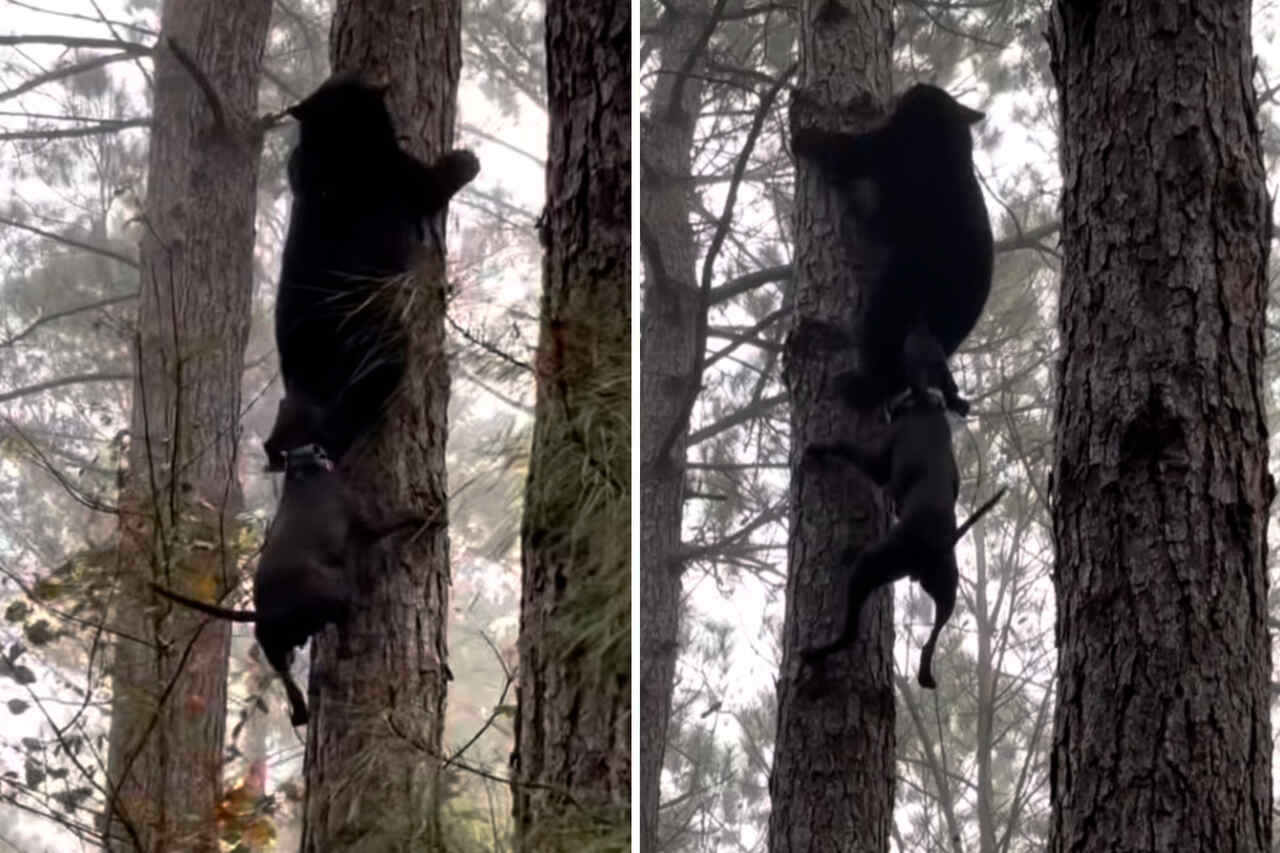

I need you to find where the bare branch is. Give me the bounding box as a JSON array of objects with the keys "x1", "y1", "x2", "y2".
[
  {"x1": 0, "y1": 50, "x2": 145, "y2": 104},
  {"x1": 708, "y1": 263, "x2": 790, "y2": 304},
  {"x1": 680, "y1": 501, "x2": 786, "y2": 563},
  {"x1": 4, "y1": 1, "x2": 155, "y2": 36},
  {"x1": 460, "y1": 121, "x2": 544, "y2": 168},
  {"x1": 166, "y1": 37, "x2": 227, "y2": 129},
  {"x1": 1, "y1": 292, "x2": 138, "y2": 348},
  {"x1": 665, "y1": 0, "x2": 731, "y2": 123},
  {"x1": 0, "y1": 371, "x2": 132, "y2": 405},
  {"x1": 654, "y1": 63, "x2": 795, "y2": 466},
  {"x1": 0, "y1": 214, "x2": 139, "y2": 269},
  {"x1": 686, "y1": 391, "x2": 786, "y2": 447},
  {"x1": 0, "y1": 34, "x2": 150, "y2": 51},
  {"x1": 0, "y1": 117, "x2": 148, "y2": 141}
]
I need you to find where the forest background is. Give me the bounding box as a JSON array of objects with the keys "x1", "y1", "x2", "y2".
[
  {"x1": 0, "y1": 0, "x2": 550, "y2": 848},
  {"x1": 640, "y1": 1, "x2": 1280, "y2": 851}
]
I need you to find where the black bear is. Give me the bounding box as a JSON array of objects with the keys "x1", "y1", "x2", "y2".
[
  {"x1": 801, "y1": 393, "x2": 1004, "y2": 688},
  {"x1": 792, "y1": 83, "x2": 993, "y2": 415},
  {"x1": 266, "y1": 71, "x2": 480, "y2": 469},
  {"x1": 153, "y1": 443, "x2": 424, "y2": 725}
]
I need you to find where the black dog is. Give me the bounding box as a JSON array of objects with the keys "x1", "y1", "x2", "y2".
[
  {"x1": 266, "y1": 71, "x2": 480, "y2": 469},
  {"x1": 801, "y1": 392, "x2": 1005, "y2": 688},
  {"x1": 792, "y1": 83, "x2": 993, "y2": 416},
  {"x1": 153, "y1": 443, "x2": 423, "y2": 725}
]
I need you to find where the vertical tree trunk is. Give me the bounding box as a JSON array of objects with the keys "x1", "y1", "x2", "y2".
[
  {"x1": 299, "y1": 1, "x2": 460, "y2": 849},
  {"x1": 638, "y1": 3, "x2": 707, "y2": 849},
  {"x1": 511, "y1": 0, "x2": 631, "y2": 849},
  {"x1": 105, "y1": 2, "x2": 271, "y2": 850},
  {"x1": 769, "y1": 1, "x2": 894, "y2": 851},
  {"x1": 1047, "y1": 3, "x2": 1272, "y2": 851}
]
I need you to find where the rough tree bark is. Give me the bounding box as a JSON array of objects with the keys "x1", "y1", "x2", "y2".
[
  {"x1": 638, "y1": 2, "x2": 707, "y2": 849},
  {"x1": 511, "y1": 0, "x2": 631, "y2": 849},
  {"x1": 299, "y1": 1, "x2": 460, "y2": 849},
  {"x1": 104, "y1": 1, "x2": 271, "y2": 850},
  {"x1": 769, "y1": 1, "x2": 895, "y2": 851},
  {"x1": 1047, "y1": 3, "x2": 1272, "y2": 852}
]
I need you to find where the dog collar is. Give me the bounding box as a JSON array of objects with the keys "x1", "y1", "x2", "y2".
[
  {"x1": 887, "y1": 387, "x2": 946, "y2": 419},
  {"x1": 283, "y1": 443, "x2": 334, "y2": 472}
]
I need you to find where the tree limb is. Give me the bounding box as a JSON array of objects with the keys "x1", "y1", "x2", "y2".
[
  {"x1": 0, "y1": 372, "x2": 132, "y2": 405},
  {"x1": 0, "y1": 214, "x2": 139, "y2": 268},
  {"x1": 0, "y1": 118, "x2": 148, "y2": 142},
  {"x1": 0, "y1": 34, "x2": 150, "y2": 51},
  {"x1": 686, "y1": 392, "x2": 786, "y2": 447},
  {"x1": 0, "y1": 50, "x2": 145, "y2": 104},
  {"x1": 166, "y1": 37, "x2": 227, "y2": 129},
  {"x1": 1, "y1": 292, "x2": 138, "y2": 348}
]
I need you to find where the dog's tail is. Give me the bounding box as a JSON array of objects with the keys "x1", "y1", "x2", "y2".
[
  {"x1": 151, "y1": 583, "x2": 257, "y2": 622},
  {"x1": 953, "y1": 486, "x2": 1007, "y2": 543}
]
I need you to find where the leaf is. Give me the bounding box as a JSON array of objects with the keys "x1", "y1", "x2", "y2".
[
  {"x1": 52, "y1": 786, "x2": 91, "y2": 813},
  {"x1": 243, "y1": 816, "x2": 277, "y2": 847},
  {"x1": 7, "y1": 699, "x2": 28, "y2": 715}
]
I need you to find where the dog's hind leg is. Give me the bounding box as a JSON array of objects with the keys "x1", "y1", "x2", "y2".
[
  {"x1": 915, "y1": 555, "x2": 958, "y2": 689},
  {"x1": 801, "y1": 532, "x2": 912, "y2": 664}
]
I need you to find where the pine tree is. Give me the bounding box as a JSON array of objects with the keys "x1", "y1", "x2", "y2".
[
  {"x1": 1047, "y1": 2, "x2": 1272, "y2": 850},
  {"x1": 510, "y1": 0, "x2": 631, "y2": 848}
]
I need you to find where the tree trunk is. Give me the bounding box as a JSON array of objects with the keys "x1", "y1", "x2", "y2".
[
  {"x1": 638, "y1": 3, "x2": 707, "y2": 850},
  {"x1": 104, "y1": 2, "x2": 271, "y2": 850},
  {"x1": 769, "y1": 2, "x2": 895, "y2": 851},
  {"x1": 299, "y1": 2, "x2": 460, "y2": 849},
  {"x1": 1047, "y1": 3, "x2": 1272, "y2": 852},
  {"x1": 510, "y1": 0, "x2": 631, "y2": 849}
]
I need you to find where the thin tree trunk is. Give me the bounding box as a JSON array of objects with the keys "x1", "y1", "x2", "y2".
[
  {"x1": 299, "y1": 2, "x2": 460, "y2": 849},
  {"x1": 511, "y1": 0, "x2": 631, "y2": 848},
  {"x1": 638, "y1": 2, "x2": 708, "y2": 849},
  {"x1": 1047, "y1": 3, "x2": 1272, "y2": 851},
  {"x1": 769, "y1": 1, "x2": 894, "y2": 851},
  {"x1": 105, "y1": 2, "x2": 271, "y2": 849}
]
